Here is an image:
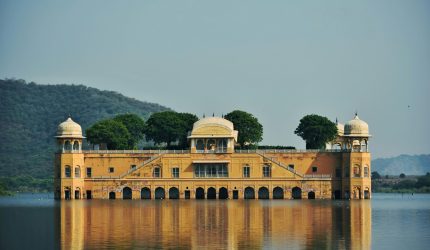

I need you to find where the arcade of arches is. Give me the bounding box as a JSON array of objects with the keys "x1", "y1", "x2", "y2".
[{"x1": 100, "y1": 186, "x2": 343, "y2": 200}]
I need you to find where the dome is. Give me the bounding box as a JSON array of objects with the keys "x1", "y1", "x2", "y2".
[
  {"x1": 56, "y1": 117, "x2": 84, "y2": 138},
  {"x1": 188, "y1": 117, "x2": 238, "y2": 141},
  {"x1": 344, "y1": 114, "x2": 369, "y2": 137}
]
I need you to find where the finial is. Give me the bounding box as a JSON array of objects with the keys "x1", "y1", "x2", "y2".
[
  {"x1": 355, "y1": 110, "x2": 358, "y2": 117},
  {"x1": 335, "y1": 117, "x2": 338, "y2": 124},
  {"x1": 212, "y1": 112, "x2": 215, "y2": 117},
  {"x1": 203, "y1": 113, "x2": 205, "y2": 118}
]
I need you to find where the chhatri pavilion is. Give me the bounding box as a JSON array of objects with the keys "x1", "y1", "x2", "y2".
[{"x1": 54, "y1": 115, "x2": 371, "y2": 200}]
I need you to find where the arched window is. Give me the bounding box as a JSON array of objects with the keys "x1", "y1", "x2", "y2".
[
  {"x1": 262, "y1": 165, "x2": 271, "y2": 177},
  {"x1": 153, "y1": 167, "x2": 161, "y2": 178},
  {"x1": 217, "y1": 139, "x2": 227, "y2": 152},
  {"x1": 196, "y1": 139, "x2": 204, "y2": 152},
  {"x1": 65, "y1": 166, "x2": 71, "y2": 178},
  {"x1": 73, "y1": 141, "x2": 79, "y2": 151},
  {"x1": 308, "y1": 191, "x2": 315, "y2": 199},
  {"x1": 364, "y1": 166, "x2": 369, "y2": 177},
  {"x1": 206, "y1": 139, "x2": 216, "y2": 152},
  {"x1": 353, "y1": 165, "x2": 361, "y2": 177},
  {"x1": 64, "y1": 141, "x2": 72, "y2": 151},
  {"x1": 75, "y1": 166, "x2": 81, "y2": 178},
  {"x1": 109, "y1": 192, "x2": 116, "y2": 199}
]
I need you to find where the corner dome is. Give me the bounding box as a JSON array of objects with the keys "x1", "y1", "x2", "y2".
[
  {"x1": 344, "y1": 114, "x2": 369, "y2": 137},
  {"x1": 56, "y1": 117, "x2": 84, "y2": 138},
  {"x1": 188, "y1": 117, "x2": 238, "y2": 141}
]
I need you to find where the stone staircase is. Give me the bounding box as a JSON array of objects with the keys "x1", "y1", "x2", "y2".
[
  {"x1": 257, "y1": 153, "x2": 304, "y2": 178},
  {"x1": 119, "y1": 153, "x2": 164, "y2": 178}
]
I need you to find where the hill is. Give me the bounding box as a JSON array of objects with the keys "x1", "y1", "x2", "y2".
[
  {"x1": 372, "y1": 154, "x2": 430, "y2": 176},
  {"x1": 0, "y1": 79, "x2": 170, "y2": 180}
]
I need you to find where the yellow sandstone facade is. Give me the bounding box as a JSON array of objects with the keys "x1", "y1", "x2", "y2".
[{"x1": 54, "y1": 115, "x2": 371, "y2": 200}]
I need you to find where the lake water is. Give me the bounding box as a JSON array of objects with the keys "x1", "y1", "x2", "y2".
[{"x1": 0, "y1": 193, "x2": 429, "y2": 249}]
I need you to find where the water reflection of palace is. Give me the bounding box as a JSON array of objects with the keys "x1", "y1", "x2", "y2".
[
  {"x1": 61, "y1": 200, "x2": 371, "y2": 249},
  {"x1": 55, "y1": 114, "x2": 372, "y2": 201}
]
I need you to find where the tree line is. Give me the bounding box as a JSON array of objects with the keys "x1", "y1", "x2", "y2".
[
  {"x1": 371, "y1": 171, "x2": 430, "y2": 193},
  {"x1": 86, "y1": 111, "x2": 338, "y2": 150}
]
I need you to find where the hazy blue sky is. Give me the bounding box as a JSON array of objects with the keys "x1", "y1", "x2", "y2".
[{"x1": 1, "y1": 0, "x2": 429, "y2": 158}]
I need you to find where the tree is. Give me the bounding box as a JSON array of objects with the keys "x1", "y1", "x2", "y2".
[
  {"x1": 294, "y1": 114, "x2": 337, "y2": 149},
  {"x1": 113, "y1": 114, "x2": 146, "y2": 149},
  {"x1": 416, "y1": 173, "x2": 430, "y2": 188},
  {"x1": 371, "y1": 171, "x2": 381, "y2": 180},
  {"x1": 144, "y1": 111, "x2": 184, "y2": 147},
  {"x1": 177, "y1": 113, "x2": 198, "y2": 148},
  {"x1": 399, "y1": 173, "x2": 406, "y2": 178},
  {"x1": 86, "y1": 119, "x2": 131, "y2": 150},
  {"x1": 224, "y1": 110, "x2": 263, "y2": 148}
]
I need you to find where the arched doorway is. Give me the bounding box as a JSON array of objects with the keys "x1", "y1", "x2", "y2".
[
  {"x1": 353, "y1": 187, "x2": 361, "y2": 199},
  {"x1": 308, "y1": 191, "x2": 315, "y2": 199},
  {"x1": 244, "y1": 187, "x2": 255, "y2": 199},
  {"x1": 258, "y1": 187, "x2": 269, "y2": 199},
  {"x1": 207, "y1": 187, "x2": 216, "y2": 199},
  {"x1": 64, "y1": 187, "x2": 71, "y2": 200},
  {"x1": 292, "y1": 187, "x2": 302, "y2": 199},
  {"x1": 364, "y1": 189, "x2": 370, "y2": 199},
  {"x1": 334, "y1": 190, "x2": 341, "y2": 199},
  {"x1": 273, "y1": 187, "x2": 284, "y2": 199},
  {"x1": 141, "y1": 187, "x2": 151, "y2": 199},
  {"x1": 219, "y1": 187, "x2": 228, "y2": 199},
  {"x1": 169, "y1": 187, "x2": 179, "y2": 199},
  {"x1": 75, "y1": 188, "x2": 81, "y2": 199},
  {"x1": 109, "y1": 192, "x2": 116, "y2": 199},
  {"x1": 123, "y1": 187, "x2": 132, "y2": 199},
  {"x1": 155, "y1": 187, "x2": 165, "y2": 199},
  {"x1": 196, "y1": 187, "x2": 205, "y2": 199}
]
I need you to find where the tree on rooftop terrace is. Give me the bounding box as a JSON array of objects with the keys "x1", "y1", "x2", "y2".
[
  {"x1": 177, "y1": 113, "x2": 199, "y2": 148},
  {"x1": 144, "y1": 111, "x2": 185, "y2": 147},
  {"x1": 86, "y1": 119, "x2": 131, "y2": 150},
  {"x1": 224, "y1": 110, "x2": 263, "y2": 148},
  {"x1": 113, "y1": 114, "x2": 146, "y2": 149},
  {"x1": 294, "y1": 114, "x2": 337, "y2": 149}
]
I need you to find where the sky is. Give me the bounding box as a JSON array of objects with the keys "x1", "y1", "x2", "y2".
[{"x1": 1, "y1": 0, "x2": 429, "y2": 158}]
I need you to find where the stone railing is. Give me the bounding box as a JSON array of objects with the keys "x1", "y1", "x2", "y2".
[
  {"x1": 235, "y1": 149, "x2": 344, "y2": 154},
  {"x1": 303, "y1": 174, "x2": 332, "y2": 179},
  {"x1": 82, "y1": 149, "x2": 190, "y2": 154}
]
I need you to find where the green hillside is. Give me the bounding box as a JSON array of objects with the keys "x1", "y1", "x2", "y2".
[
  {"x1": 372, "y1": 154, "x2": 430, "y2": 176},
  {"x1": 0, "y1": 79, "x2": 170, "y2": 181}
]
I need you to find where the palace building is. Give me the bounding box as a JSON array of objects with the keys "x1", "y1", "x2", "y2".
[{"x1": 54, "y1": 115, "x2": 371, "y2": 200}]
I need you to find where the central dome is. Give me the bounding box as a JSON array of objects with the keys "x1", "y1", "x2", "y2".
[
  {"x1": 188, "y1": 117, "x2": 238, "y2": 141},
  {"x1": 56, "y1": 117, "x2": 84, "y2": 138},
  {"x1": 344, "y1": 115, "x2": 369, "y2": 136}
]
